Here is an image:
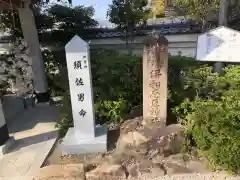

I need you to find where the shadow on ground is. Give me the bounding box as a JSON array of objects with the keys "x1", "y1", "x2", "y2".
[{"x1": 7, "y1": 130, "x2": 58, "y2": 154}]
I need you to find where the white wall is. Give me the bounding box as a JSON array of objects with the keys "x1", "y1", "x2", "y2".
[{"x1": 90, "y1": 33, "x2": 199, "y2": 58}]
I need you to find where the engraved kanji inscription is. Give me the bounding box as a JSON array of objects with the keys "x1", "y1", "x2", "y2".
[
  {"x1": 149, "y1": 69, "x2": 162, "y2": 78},
  {"x1": 74, "y1": 60, "x2": 82, "y2": 69},
  {"x1": 79, "y1": 109, "x2": 87, "y2": 117},
  {"x1": 149, "y1": 80, "x2": 161, "y2": 89},
  {"x1": 75, "y1": 77, "x2": 84, "y2": 86},
  {"x1": 77, "y1": 93, "x2": 84, "y2": 102},
  {"x1": 84, "y1": 60, "x2": 87, "y2": 68}
]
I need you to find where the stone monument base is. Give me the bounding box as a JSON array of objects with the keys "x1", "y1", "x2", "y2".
[
  {"x1": 61, "y1": 125, "x2": 108, "y2": 156},
  {"x1": 0, "y1": 136, "x2": 15, "y2": 156}
]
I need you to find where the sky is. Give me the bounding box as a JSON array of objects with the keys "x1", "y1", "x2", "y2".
[{"x1": 73, "y1": 0, "x2": 112, "y2": 20}]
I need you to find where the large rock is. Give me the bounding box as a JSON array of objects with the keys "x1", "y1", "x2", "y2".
[
  {"x1": 86, "y1": 163, "x2": 127, "y2": 180},
  {"x1": 146, "y1": 124, "x2": 185, "y2": 156},
  {"x1": 185, "y1": 160, "x2": 210, "y2": 173},
  {"x1": 116, "y1": 131, "x2": 149, "y2": 152},
  {"x1": 34, "y1": 164, "x2": 85, "y2": 180},
  {"x1": 128, "y1": 159, "x2": 165, "y2": 178},
  {"x1": 116, "y1": 123, "x2": 185, "y2": 158},
  {"x1": 120, "y1": 116, "x2": 143, "y2": 134},
  {"x1": 164, "y1": 162, "x2": 193, "y2": 175}
]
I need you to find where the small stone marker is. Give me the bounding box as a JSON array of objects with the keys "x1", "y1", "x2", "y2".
[
  {"x1": 62, "y1": 35, "x2": 107, "y2": 155},
  {"x1": 142, "y1": 35, "x2": 168, "y2": 125}
]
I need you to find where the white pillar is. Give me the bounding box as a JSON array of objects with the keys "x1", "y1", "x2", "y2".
[
  {"x1": 17, "y1": 6, "x2": 49, "y2": 102},
  {"x1": 0, "y1": 99, "x2": 9, "y2": 146}
]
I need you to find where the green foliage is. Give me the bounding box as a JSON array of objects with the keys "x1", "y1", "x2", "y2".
[
  {"x1": 91, "y1": 49, "x2": 142, "y2": 106},
  {"x1": 0, "y1": 3, "x2": 97, "y2": 46},
  {"x1": 94, "y1": 99, "x2": 129, "y2": 125},
  {"x1": 0, "y1": 3, "x2": 53, "y2": 36},
  {"x1": 174, "y1": 0, "x2": 220, "y2": 28},
  {"x1": 174, "y1": 65, "x2": 240, "y2": 172},
  {"x1": 167, "y1": 55, "x2": 202, "y2": 123},
  {"x1": 48, "y1": 4, "x2": 98, "y2": 30},
  {"x1": 107, "y1": 0, "x2": 149, "y2": 47}
]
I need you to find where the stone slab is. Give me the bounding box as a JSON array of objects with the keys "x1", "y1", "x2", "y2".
[
  {"x1": 0, "y1": 105, "x2": 59, "y2": 178},
  {"x1": 0, "y1": 136, "x2": 15, "y2": 156},
  {"x1": 61, "y1": 124, "x2": 107, "y2": 155},
  {"x1": 26, "y1": 135, "x2": 57, "y2": 176}
]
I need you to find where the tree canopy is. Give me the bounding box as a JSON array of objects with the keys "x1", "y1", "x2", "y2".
[
  {"x1": 0, "y1": 3, "x2": 97, "y2": 45},
  {"x1": 107, "y1": 0, "x2": 149, "y2": 45},
  {"x1": 48, "y1": 4, "x2": 97, "y2": 30},
  {"x1": 174, "y1": 0, "x2": 220, "y2": 28}
]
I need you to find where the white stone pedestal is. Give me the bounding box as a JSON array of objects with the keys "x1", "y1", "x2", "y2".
[{"x1": 61, "y1": 125, "x2": 107, "y2": 155}]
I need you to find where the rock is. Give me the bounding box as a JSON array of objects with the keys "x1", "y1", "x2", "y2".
[
  {"x1": 128, "y1": 164, "x2": 139, "y2": 177},
  {"x1": 86, "y1": 163, "x2": 127, "y2": 180},
  {"x1": 138, "y1": 159, "x2": 153, "y2": 171},
  {"x1": 142, "y1": 167, "x2": 165, "y2": 178},
  {"x1": 152, "y1": 155, "x2": 164, "y2": 163},
  {"x1": 107, "y1": 152, "x2": 136, "y2": 165},
  {"x1": 34, "y1": 164, "x2": 85, "y2": 180},
  {"x1": 162, "y1": 154, "x2": 189, "y2": 165},
  {"x1": 138, "y1": 121, "x2": 165, "y2": 140},
  {"x1": 157, "y1": 124, "x2": 185, "y2": 156},
  {"x1": 116, "y1": 131, "x2": 149, "y2": 152},
  {"x1": 185, "y1": 160, "x2": 210, "y2": 173},
  {"x1": 120, "y1": 116, "x2": 143, "y2": 134},
  {"x1": 116, "y1": 123, "x2": 185, "y2": 163},
  {"x1": 164, "y1": 162, "x2": 193, "y2": 175},
  {"x1": 149, "y1": 149, "x2": 159, "y2": 158},
  {"x1": 128, "y1": 160, "x2": 165, "y2": 178}
]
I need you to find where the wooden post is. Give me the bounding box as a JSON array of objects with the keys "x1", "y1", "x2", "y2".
[{"x1": 143, "y1": 35, "x2": 168, "y2": 126}]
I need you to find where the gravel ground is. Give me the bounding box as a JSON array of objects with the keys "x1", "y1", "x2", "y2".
[
  {"x1": 151, "y1": 173, "x2": 239, "y2": 180},
  {"x1": 87, "y1": 173, "x2": 239, "y2": 180}
]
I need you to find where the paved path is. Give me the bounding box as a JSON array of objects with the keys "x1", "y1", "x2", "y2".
[{"x1": 0, "y1": 104, "x2": 60, "y2": 179}]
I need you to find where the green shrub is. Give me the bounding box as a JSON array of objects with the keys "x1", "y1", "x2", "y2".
[
  {"x1": 91, "y1": 49, "x2": 142, "y2": 107},
  {"x1": 167, "y1": 55, "x2": 201, "y2": 123},
  {"x1": 174, "y1": 65, "x2": 240, "y2": 172},
  {"x1": 94, "y1": 99, "x2": 129, "y2": 125}
]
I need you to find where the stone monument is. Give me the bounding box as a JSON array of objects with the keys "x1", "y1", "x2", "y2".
[
  {"x1": 143, "y1": 35, "x2": 168, "y2": 125},
  {"x1": 62, "y1": 35, "x2": 107, "y2": 155},
  {"x1": 0, "y1": 99, "x2": 15, "y2": 156}
]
